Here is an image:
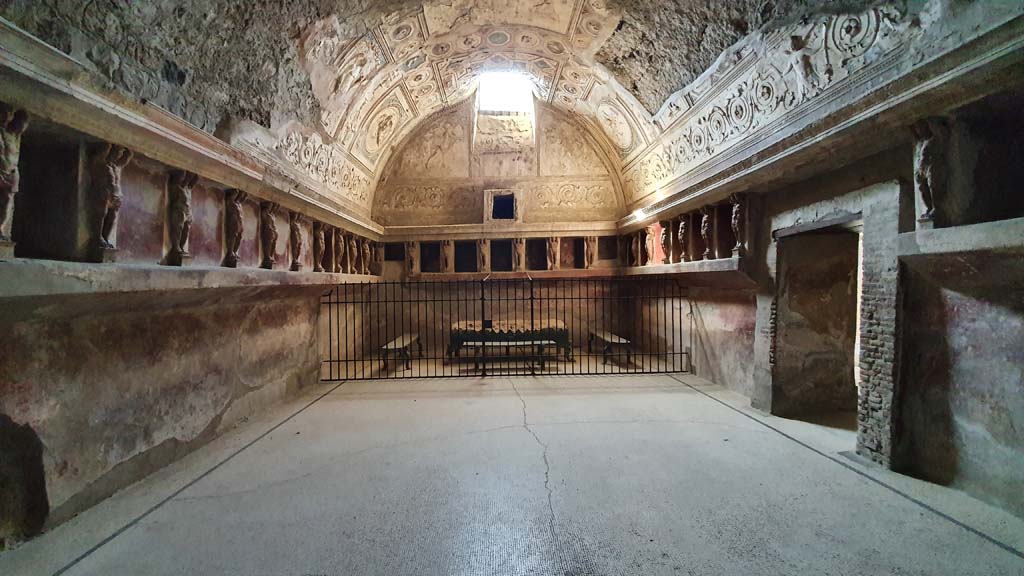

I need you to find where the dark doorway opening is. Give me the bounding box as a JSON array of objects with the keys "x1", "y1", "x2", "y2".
[{"x1": 773, "y1": 227, "x2": 861, "y2": 430}]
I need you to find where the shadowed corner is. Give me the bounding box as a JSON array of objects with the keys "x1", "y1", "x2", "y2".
[{"x1": 0, "y1": 413, "x2": 49, "y2": 550}]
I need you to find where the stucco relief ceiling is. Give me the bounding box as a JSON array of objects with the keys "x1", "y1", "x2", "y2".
[
  {"x1": 4, "y1": 0, "x2": 884, "y2": 220},
  {"x1": 282, "y1": 0, "x2": 664, "y2": 211}
]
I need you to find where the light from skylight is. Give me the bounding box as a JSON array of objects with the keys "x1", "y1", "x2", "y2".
[{"x1": 477, "y1": 72, "x2": 534, "y2": 114}]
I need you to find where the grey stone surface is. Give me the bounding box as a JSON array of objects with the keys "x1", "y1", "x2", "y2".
[{"x1": 2, "y1": 375, "x2": 1023, "y2": 575}]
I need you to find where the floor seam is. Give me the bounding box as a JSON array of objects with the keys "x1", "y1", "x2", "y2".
[
  {"x1": 509, "y1": 379, "x2": 564, "y2": 572},
  {"x1": 668, "y1": 374, "x2": 1024, "y2": 562},
  {"x1": 48, "y1": 380, "x2": 350, "y2": 576}
]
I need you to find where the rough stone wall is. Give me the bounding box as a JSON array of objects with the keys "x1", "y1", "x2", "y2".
[
  {"x1": 898, "y1": 267, "x2": 1024, "y2": 516},
  {"x1": 0, "y1": 0, "x2": 416, "y2": 131},
  {"x1": 598, "y1": 0, "x2": 890, "y2": 113},
  {"x1": 0, "y1": 288, "x2": 323, "y2": 538}
]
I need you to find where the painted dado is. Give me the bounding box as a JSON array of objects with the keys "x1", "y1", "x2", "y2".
[{"x1": 373, "y1": 100, "x2": 622, "y2": 225}]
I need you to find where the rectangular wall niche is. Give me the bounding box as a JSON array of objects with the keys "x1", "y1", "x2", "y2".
[
  {"x1": 598, "y1": 237, "x2": 618, "y2": 261},
  {"x1": 454, "y1": 241, "x2": 478, "y2": 273},
  {"x1": 526, "y1": 239, "x2": 547, "y2": 270},
  {"x1": 420, "y1": 241, "x2": 441, "y2": 273},
  {"x1": 384, "y1": 242, "x2": 405, "y2": 261},
  {"x1": 572, "y1": 238, "x2": 586, "y2": 269},
  {"x1": 491, "y1": 240, "x2": 513, "y2": 271}
]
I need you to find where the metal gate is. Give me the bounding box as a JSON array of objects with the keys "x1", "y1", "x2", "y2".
[{"x1": 320, "y1": 278, "x2": 692, "y2": 380}]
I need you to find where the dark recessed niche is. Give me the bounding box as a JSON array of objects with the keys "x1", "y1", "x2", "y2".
[
  {"x1": 384, "y1": 242, "x2": 405, "y2": 261},
  {"x1": 572, "y1": 237, "x2": 585, "y2": 269},
  {"x1": 598, "y1": 237, "x2": 618, "y2": 261},
  {"x1": 420, "y1": 241, "x2": 441, "y2": 273},
  {"x1": 491, "y1": 240, "x2": 513, "y2": 272},
  {"x1": 526, "y1": 239, "x2": 547, "y2": 270},
  {"x1": 492, "y1": 194, "x2": 516, "y2": 220},
  {"x1": 455, "y1": 241, "x2": 478, "y2": 273}
]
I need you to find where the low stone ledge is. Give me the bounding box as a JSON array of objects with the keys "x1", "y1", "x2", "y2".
[
  {"x1": 898, "y1": 217, "x2": 1024, "y2": 299},
  {"x1": 0, "y1": 258, "x2": 377, "y2": 300},
  {"x1": 619, "y1": 257, "x2": 755, "y2": 289},
  {"x1": 409, "y1": 257, "x2": 754, "y2": 288},
  {"x1": 898, "y1": 216, "x2": 1024, "y2": 259}
]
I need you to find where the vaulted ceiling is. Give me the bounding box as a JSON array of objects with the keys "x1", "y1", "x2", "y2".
[{"x1": 2, "y1": 0, "x2": 883, "y2": 214}]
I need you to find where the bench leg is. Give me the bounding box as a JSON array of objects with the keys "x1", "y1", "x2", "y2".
[
  {"x1": 403, "y1": 349, "x2": 411, "y2": 371},
  {"x1": 382, "y1": 352, "x2": 388, "y2": 372},
  {"x1": 418, "y1": 341, "x2": 423, "y2": 357},
  {"x1": 587, "y1": 334, "x2": 593, "y2": 353},
  {"x1": 603, "y1": 344, "x2": 610, "y2": 365}
]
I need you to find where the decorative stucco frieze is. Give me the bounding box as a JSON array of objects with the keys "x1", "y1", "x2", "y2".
[
  {"x1": 278, "y1": 130, "x2": 371, "y2": 207},
  {"x1": 624, "y1": 6, "x2": 908, "y2": 205}
]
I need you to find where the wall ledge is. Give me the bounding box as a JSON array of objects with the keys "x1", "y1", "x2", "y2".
[
  {"x1": 899, "y1": 217, "x2": 1024, "y2": 298},
  {"x1": 619, "y1": 257, "x2": 756, "y2": 289},
  {"x1": 898, "y1": 216, "x2": 1024, "y2": 260},
  {"x1": 0, "y1": 258, "x2": 377, "y2": 300},
  {"x1": 409, "y1": 256, "x2": 754, "y2": 288}
]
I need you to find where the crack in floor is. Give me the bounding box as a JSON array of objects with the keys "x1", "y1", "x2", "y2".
[{"x1": 509, "y1": 379, "x2": 565, "y2": 572}]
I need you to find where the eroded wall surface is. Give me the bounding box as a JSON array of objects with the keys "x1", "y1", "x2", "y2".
[
  {"x1": 898, "y1": 267, "x2": 1024, "y2": 516},
  {"x1": 0, "y1": 288, "x2": 323, "y2": 529},
  {"x1": 687, "y1": 289, "x2": 757, "y2": 398}
]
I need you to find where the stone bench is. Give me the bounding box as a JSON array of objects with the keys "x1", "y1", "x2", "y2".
[
  {"x1": 381, "y1": 333, "x2": 421, "y2": 371},
  {"x1": 588, "y1": 330, "x2": 633, "y2": 365}
]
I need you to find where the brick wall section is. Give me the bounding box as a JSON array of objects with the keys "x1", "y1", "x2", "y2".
[
  {"x1": 751, "y1": 168, "x2": 908, "y2": 467},
  {"x1": 855, "y1": 188, "x2": 902, "y2": 465}
]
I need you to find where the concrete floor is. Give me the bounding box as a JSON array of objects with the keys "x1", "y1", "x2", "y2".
[{"x1": 4, "y1": 375, "x2": 1024, "y2": 576}]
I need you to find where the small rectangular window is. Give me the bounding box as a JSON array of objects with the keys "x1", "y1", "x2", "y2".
[{"x1": 492, "y1": 194, "x2": 516, "y2": 220}]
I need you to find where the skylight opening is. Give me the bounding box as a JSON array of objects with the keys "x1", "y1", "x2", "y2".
[{"x1": 477, "y1": 72, "x2": 534, "y2": 115}]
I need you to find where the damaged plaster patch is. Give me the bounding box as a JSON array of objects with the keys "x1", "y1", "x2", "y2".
[{"x1": 0, "y1": 0, "x2": 420, "y2": 132}]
